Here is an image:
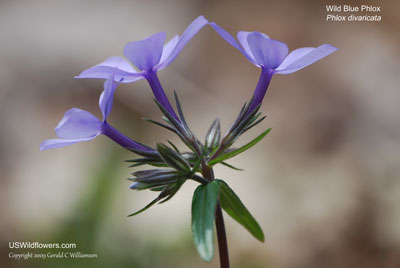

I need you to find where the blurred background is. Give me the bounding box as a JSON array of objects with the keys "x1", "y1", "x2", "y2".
[{"x1": 1, "y1": 0, "x2": 399, "y2": 267}]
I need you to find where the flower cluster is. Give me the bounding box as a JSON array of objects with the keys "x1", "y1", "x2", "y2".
[{"x1": 41, "y1": 16, "x2": 337, "y2": 264}]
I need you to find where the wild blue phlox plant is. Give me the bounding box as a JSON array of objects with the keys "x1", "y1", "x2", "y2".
[{"x1": 41, "y1": 16, "x2": 337, "y2": 268}]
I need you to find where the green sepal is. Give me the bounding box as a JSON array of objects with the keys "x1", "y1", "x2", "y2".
[
  {"x1": 191, "y1": 181, "x2": 219, "y2": 261},
  {"x1": 174, "y1": 91, "x2": 191, "y2": 135},
  {"x1": 243, "y1": 115, "x2": 266, "y2": 133},
  {"x1": 215, "y1": 179, "x2": 265, "y2": 242},
  {"x1": 208, "y1": 128, "x2": 271, "y2": 166}
]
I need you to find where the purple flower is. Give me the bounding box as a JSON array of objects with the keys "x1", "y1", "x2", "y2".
[
  {"x1": 76, "y1": 16, "x2": 208, "y2": 120},
  {"x1": 210, "y1": 22, "x2": 337, "y2": 112},
  {"x1": 41, "y1": 73, "x2": 155, "y2": 153}
]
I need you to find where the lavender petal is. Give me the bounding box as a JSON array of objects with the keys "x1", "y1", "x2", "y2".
[
  {"x1": 236, "y1": 31, "x2": 267, "y2": 65},
  {"x1": 275, "y1": 44, "x2": 338, "y2": 74},
  {"x1": 209, "y1": 22, "x2": 243, "y2": 52},
  {"x1": 157, "y1": 16, "x2": 208, "y2": 70},
  {"x1": 97, "y1": 56, "x2": 137, "y2": 72},
  {"x1": 159, "y1": 35, "x2": 179, "y2": 69},
  {"x1": 40, "y1": 136, "x2": 98, "y2": 151},
  {"x1": 75, "y1": 65, "x2": 144, "y2": 82},
  {"x1": 247, "y1": 33, "x2": 289, "y2": 69},
  {"x1": 55, "y1": 108, "x2": 102, "y2": 139},
  {"x1": 124, "y1": 32, "x2": 166, "y2": 71},
  {"x1": 236, "y1": 31, "x2": 255, "y2": 59},
  {"x1": 99, "y1": 73, "x2": 123, "y2": 120}
]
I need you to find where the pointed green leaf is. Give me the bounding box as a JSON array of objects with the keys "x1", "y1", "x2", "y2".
[
  {"x1": 220, "y1": 161, "x2": 244, "y2": 171},
  {"x1": 191, "y1": 181, "x2": 219, "y2": 261},
  {"x1": 127, "y1": 185, "x2": 171, "y2": 216},
  {"x1": 127, "y1": 196, "x2": 160, "y2": 217},
  {"x1": 208, "y1": 128, "x2": 271, "y2": 166},
  {"x1": 216, "y1": 179, "x2": 264, "y2": 242}
]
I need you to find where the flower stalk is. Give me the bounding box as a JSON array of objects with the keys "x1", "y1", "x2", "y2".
[{"x1": 201, "y1": 165, "x2": 230, "y2": 268}]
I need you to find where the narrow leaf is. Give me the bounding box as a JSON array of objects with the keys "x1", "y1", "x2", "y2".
[
  {"x1": 159, "y1": 179, "x2": 186, "y2": 204},
  {"x1": 167, "y1": 140, "x2": 181, "y2": 154},
  {"x1": 143, "y1": 118, "x2": 177, "y2": 133},
  {"x1": 134, "y1": 173, "x2": 181, "y2": 184},
  {"x1": 132, "y1": 168, "x2": 171, "y2": 177},
  {"x1": 220, "y1": 161, "x2": 244, "y2": 171},
  {"x1": 126, "y1": 157, "x2": 167, "y2": 168},
  {"x1": 128, "y1": 178, "x2": 187, "y2": 217},
  {"x1": 130, "y1": 181, "x2": 174, "y2": 190},
  {"x1": 191, "y1": 181, "x2": 219, "y2": 261},
  {"x1": 216, "y1": 179, "x2": 264, "y2": 242},
  {"x1": 157, "y1": 143, "x2": 191, "y2": 173},
  {"x1": 208, "y1": 128, "x2": 271, "y2": 166},
  {"x1": 127, "y1": 185, "x2": 171, "y2": 216},
  {"x1": 127, "y1": 197, "x2": 160, "y2": 217}
]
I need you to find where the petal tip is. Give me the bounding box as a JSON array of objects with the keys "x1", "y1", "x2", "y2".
[
  {"x1": 39, "y1": 143, "x2": 47, "y2": 151},
  {"x1": 194, "y1": 15, "x2": 208, "y2": 24}
]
